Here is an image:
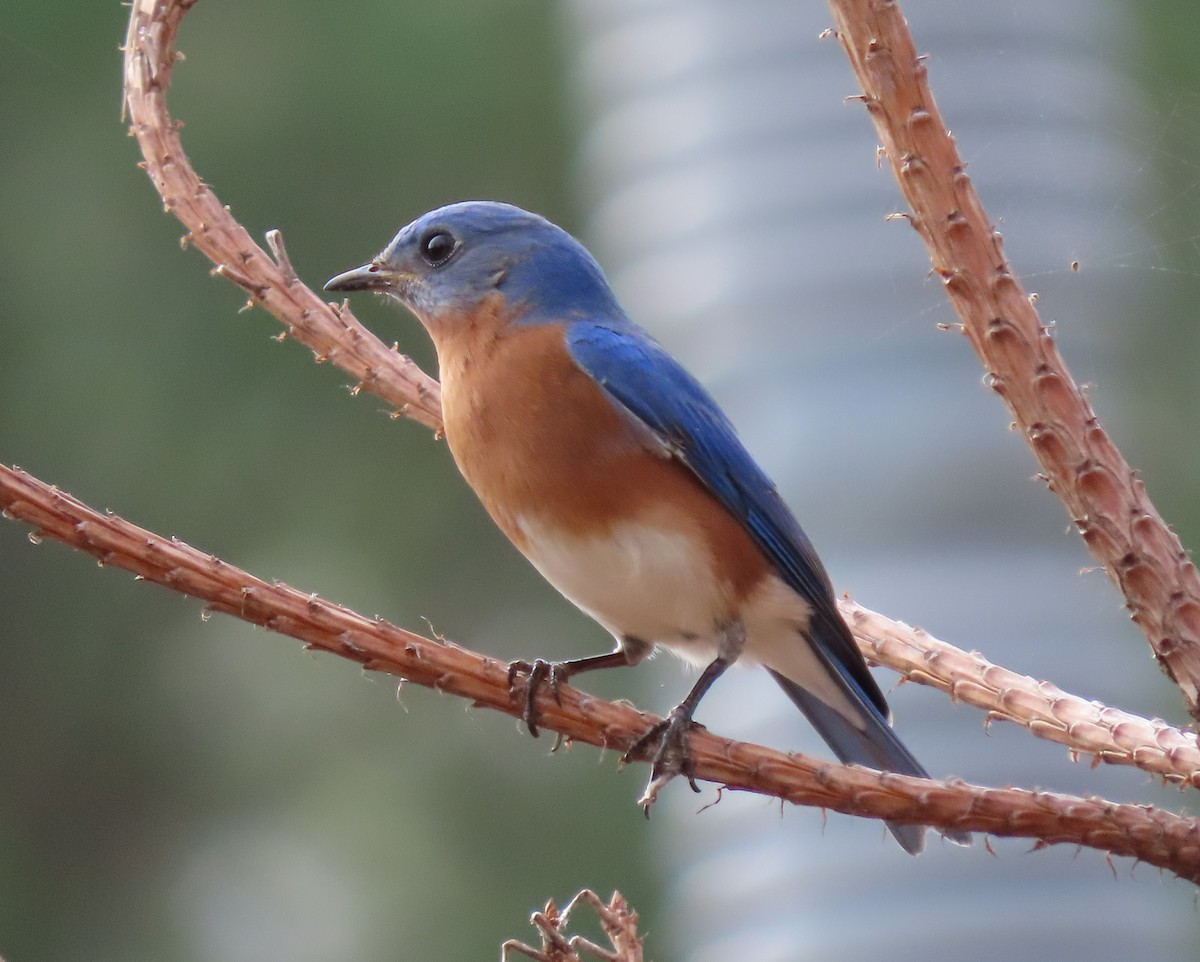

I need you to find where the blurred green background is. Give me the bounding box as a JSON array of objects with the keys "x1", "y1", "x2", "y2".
[{"x1": 3, "y1": 2, "x2": 1200, "y2": 960}]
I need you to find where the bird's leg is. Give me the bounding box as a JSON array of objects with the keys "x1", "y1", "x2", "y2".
[
  {"x1": 623, "y1": 658, "x2": 728, "y2": 812},
  {"x1": 625, "y1": 620, "x2": 745, "y2": 815},
  {"x1": 508, "y1": 636, "x2": 652, "y2": 738}
]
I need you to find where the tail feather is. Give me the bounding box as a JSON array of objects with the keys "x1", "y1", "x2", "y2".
[{"x1": 769, "y1": 669, "x2": 970, "y2": 854}]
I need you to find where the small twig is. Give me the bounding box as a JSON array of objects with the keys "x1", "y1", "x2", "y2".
[
  {"x1": 561, "y1": 891, "x2": 643, "y2": 962},
  {"x1": 502, "y1": 899, "x2": 576, "y2": 962},
  {"x1": 265, "y1": 229, "x2": 298, "y2": 285},
  {"x1": 502, "y1": 892, "x2": 642, "y2": 962},
  {"x1": 211, "y1": 262, "x2": 265, "y2": 296}
]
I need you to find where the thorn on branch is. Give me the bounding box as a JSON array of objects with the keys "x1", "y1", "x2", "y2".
[
  {"x1": 265, "y1": 229, "x2": 298, "y2": 285},
  {"x1": 212, "y1": 263, "x2": 267, "y2": 298}
]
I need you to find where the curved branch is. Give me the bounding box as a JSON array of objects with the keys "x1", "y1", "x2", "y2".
[
  {"x1": 826, "y1": 0, "x2": 1200, "y2": 721},
  {"x1": 122, "y1": 0, "x2": 442, "y2": 431},
  {"x1": 4, "y1": 462, "x2": 1200, "y2": 882}
]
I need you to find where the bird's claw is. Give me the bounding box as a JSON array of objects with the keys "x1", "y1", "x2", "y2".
[
  {"x1": 507, "y1": 658, "x2": 568, "y2": 738},
  {"x1": 622, "y1": 706, "x2": 702, "y2": 816}
]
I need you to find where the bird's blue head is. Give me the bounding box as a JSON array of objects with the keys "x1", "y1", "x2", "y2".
[{"x1": 325, "y1": 201, "x2": 626, "y2": 333}]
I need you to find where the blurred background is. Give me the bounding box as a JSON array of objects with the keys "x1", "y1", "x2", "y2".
[{"x1": 2, "y1": 1, "x2": 1200, "y2": 959}]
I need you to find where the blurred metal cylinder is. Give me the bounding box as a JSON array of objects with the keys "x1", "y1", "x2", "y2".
[{"x1": 564, "y1": 1, "x2": 1196, "y2": 959}]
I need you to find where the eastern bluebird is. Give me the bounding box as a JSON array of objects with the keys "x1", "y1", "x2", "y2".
[{"x1": 326, "y1": 201, "x2": 967, "y2": 853}]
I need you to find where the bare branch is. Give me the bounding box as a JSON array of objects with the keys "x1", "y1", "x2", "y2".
[
  {"x1": 560, "y1": 890, "x2": 643, "y2": 962},
  {"x1": 826, "y1": 0, "x2": 1200, "y2": 720},
  {"x1": 5, "y1": 462, "x2": 1200, "y2": 882},
  {"x1": 502, "y1": 891, "x2": 643, "y2": 962},
  {"x1": 122, "y1": 0, "x2": 443, "y2": 431},
  {"x1": 845, "y1": 600, "x2": 1200, "y2": 787}
]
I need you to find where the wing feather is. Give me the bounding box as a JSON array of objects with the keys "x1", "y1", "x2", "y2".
[{"x1": 566, "y1": 321, "x2": 889, "y2": 719}]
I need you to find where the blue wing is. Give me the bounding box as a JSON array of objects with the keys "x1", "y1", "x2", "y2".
[{"x1": 565, "y1": 319, "x2": 890, "y2": 721}]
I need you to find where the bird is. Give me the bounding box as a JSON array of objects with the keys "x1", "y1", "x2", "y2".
[{"x1": 325, "y1": 201, "x2": 968, "y2": 854}]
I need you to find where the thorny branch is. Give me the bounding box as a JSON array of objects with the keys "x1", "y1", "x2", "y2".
[
  {"x1": 6, "y1": 463, "x2": 1200, "y2": 881},
  {"x1": 122, "y1": 0, "x2": 442, "y2": 431},
  {"x1": 0, "y1": 0, "x2": 1188, "y2": 886},
  {"x1": 846, "y1": 602, "x2": 1200, "y2": 788},
  {"x1": 827, "y1": 0, "x2": 1200, "y2": 724}
]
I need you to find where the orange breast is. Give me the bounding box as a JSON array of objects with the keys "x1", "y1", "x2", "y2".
[{"x1": 429, "y1": 304, "x2": 771, "y2": 631}]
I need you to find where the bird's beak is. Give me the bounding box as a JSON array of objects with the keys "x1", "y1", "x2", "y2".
[{"x1": 323, "y1": 261, "x2": 397, "y2": 293}]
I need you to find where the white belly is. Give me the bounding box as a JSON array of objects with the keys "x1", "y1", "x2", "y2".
[
  {"x1": 516, "y1": 514, "x2": 860, "y2": 719},
  {"x1": 516, "y1": 515, "x2": 729, "y2": 654}
]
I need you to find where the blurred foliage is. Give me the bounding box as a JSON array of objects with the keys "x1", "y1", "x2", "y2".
[
  {"x1": 1120, "y1": 5, "x2": 1200, "y2": 554},
  {"x1": 0, "y1": 2, "x2": 655, "y2": 960}
]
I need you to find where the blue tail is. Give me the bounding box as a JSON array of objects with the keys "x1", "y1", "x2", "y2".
[{"x1": 768, "y1": 668, "x2": 969, "y2": 854}]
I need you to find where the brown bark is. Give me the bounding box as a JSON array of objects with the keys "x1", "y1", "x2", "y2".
[{"x1": 827, "y1": 0, "x2": 1200, "y2": 722}]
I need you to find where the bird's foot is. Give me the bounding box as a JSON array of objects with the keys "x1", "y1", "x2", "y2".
[
  {"x1": 507, "y1": 658, "x2": 570, "y2": 737},
  {"x1": 623, "y1": 705, "x2": 702, "y2": 816}
]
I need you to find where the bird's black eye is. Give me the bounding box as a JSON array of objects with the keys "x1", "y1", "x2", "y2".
[{"x1": 419, "y1": 229, "x2": 457, "y2": 267}]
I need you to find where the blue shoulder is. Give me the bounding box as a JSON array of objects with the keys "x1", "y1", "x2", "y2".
[
  {"x1": 566, "y1": 319, "x2": 887, "y2": 715},
  {"x1": 565, "y1": 321, "x2": 828, "y2": 609}
]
